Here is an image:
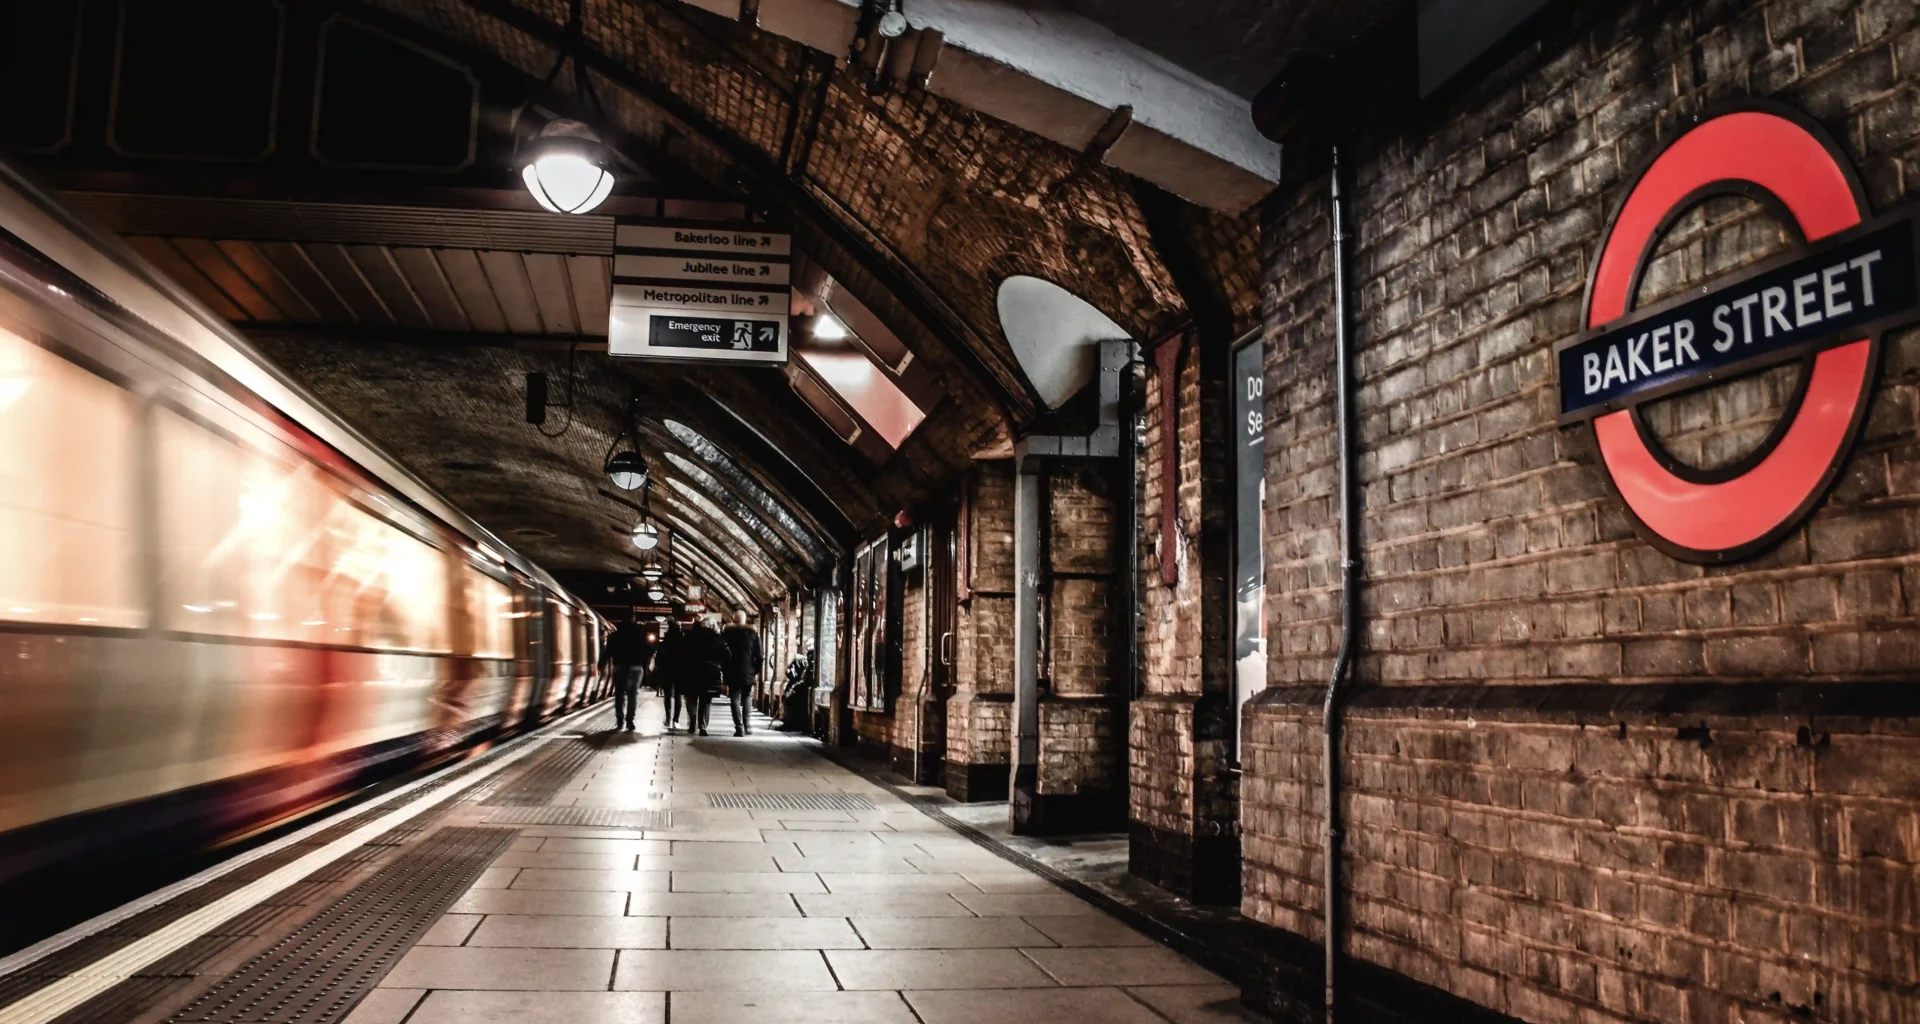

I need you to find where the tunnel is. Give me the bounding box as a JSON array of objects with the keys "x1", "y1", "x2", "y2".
[{"x1": 0, "y1": 0, "x2": 1917, "y2": 1022}]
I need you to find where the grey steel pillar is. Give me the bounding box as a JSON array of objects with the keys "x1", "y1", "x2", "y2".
[{"x1": 1010, "y1": 461, "x2": 1043, "y2": 832}]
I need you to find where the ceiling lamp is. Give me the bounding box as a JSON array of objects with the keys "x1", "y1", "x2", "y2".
[
  {"x1": 647, "y1": 587, "x2": 667, "y2": 602},
  {"x1": 813, "y1": 314, "x2": 849, "y2": 341},
  {"x1": 522, "y1": 121, "x2": 614, "y2": 214},
  {"x1": 640, "y1": 566, "x2": 664, "y2": 583},
  {"x1": 606, "y1": 450, "x2": 649, "y2": 490},
  {"x1": 631, "y1": 520, "x2": 660, "y2": 552},
  {"x1": 877, "y1": 0, "x2": 908, "y2": 37}
]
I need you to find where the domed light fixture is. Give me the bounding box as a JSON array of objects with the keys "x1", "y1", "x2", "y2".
[
  {"x1": 647, "y1": 587, "x2": 667, "y2": 602},
  {"x1": 522, "y1": 119, "x2": 615, "y2": 215},
  {"x1": 631, "y1": 519, "x2": 660, "y2": 552},
  {"x1": 606, "y1": 450, "x2": 649, "y2": 491},
  {"x1": 876, "y1": 0, "x2": 908, "y2": 37},
  {"x1": 640, "y1": 566, "x2": 664, "y2": 583}
]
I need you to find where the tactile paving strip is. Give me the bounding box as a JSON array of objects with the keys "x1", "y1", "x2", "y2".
[
  {"x1": 162, "y1": 827, "x2": 516, "y2": 1024},
  {"x1": 2, "y1": 760, "x2": 496, "y2": 1017},
  {"x1": 476, "y1": 738, "x2": 601, "y2": 807},
  {"x1": 480, "y1": 807, "x2": 673, "y2": 828},
  {"x1": 703, "y1": 792, "x2": 876, "y2": 811}
]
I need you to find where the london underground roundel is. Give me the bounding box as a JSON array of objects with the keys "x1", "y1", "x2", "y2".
[{"x1": 1556, "y1": 105, "x2": 1920, "y2": 563}]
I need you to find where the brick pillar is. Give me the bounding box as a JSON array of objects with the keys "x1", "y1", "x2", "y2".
[
  {"x1": 945, "y1": 461, "x2": 1015, "y2": 800},
  {"x1": 1131, "y1": 334, "x2": 1240, "y2": 903},
  {"x1": 1013, "y1": 462, "x2": 1129, "y2": 835}
]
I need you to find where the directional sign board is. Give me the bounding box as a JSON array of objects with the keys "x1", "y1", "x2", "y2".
[{"x1": 609, "y1": 219, "x2": 791, "y2": 365}]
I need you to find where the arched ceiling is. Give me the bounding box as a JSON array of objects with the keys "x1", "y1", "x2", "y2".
[{"x1": 4, "y1": 0, "x2": 1278, "y2": 610}]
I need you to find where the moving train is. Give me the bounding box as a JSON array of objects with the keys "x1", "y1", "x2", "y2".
[{"x1": 0, "y1": 159, "x2": 608, "y2": 910}]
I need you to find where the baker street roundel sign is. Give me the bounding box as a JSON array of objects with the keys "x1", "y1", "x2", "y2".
[{"x1": 1555, "y1": 104, "x2": 1920, "y2": 563}]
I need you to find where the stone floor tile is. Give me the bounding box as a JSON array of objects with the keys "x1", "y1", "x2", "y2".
[
  {"x1": 819, "y1": 873, "x2": 975, "y2": 894},
  {"x1": 466, "y1": 914, "x2": 667, "y2": 948},
  {"x1": 672, "y1": 871, "x2": 827, "y2": 893},
  {"x1": 470, "y1": 867, "x2": 519, "y2": 889},
  {"x1": 951, "y1": 893, "x2": 1104, "y2": 917},
  {"x1": 904, "y1": 987, "x2": 1168, "y2": 1024},
  {"x1": 341, "y1": 988, "x2": 423, "y2": 1024},
  {"x1": 667, "y1": 915, "x2": 864, "y2": 949},
  {"x1": 826, "y1": 948, "x2": 1059, "y2": 990},
  {"x1": 794, "y1": 893, "x2": 977, "y2": 918},
  {"x1": 1127, "y1": 984, "x2": 1265, "y2": 1022},
  {"x1": 404, "y1": 990, "x2": 665, "y2": 1024},
  {"x1": 850, "y1": 916, "x2": 1055, "y2": 949},
  {"x1": 627, "y1": 892, "x2": 802, "y2": 917},
  {"x1": 958, "y1": 872, "x2": 1060, "y2": 893},
  {"x1": 539, "y1": 838, "x2": 669, "y2": 855},
  {"x1": 664, "y1": 991, "x2": 918, "y2": 1023},
  {"x1": 416, "y1": 913, "x2": 482, "y2": 946},
  {"x1": 775, "y1": 854, "x2": 922, "y2": 873},
  {"x1": 1024, "y1": 945, "x2": 1228, "y2": 987},
  {"x1": 611, "y1": 949, "x2": 839, "y2": 990},
  {"x1": 448, "y1": 889, "x2": 630, "y2": 916},
  {"x1": 496, "y1": 851, "x2": 644, "y2": 870},
  {"x1": 1022, "y1": 915, "x2": 1157, "y2": 946},
  {"x1": 384, "y1": 946, "x2": 616, "y2": 990},
  {"x1": 508, "y1": 869, "x2": 672, "y2": 892}
]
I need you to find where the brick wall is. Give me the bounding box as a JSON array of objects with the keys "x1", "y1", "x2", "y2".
[
  {"x1": 1133, "y1": 338, "x2": 1243, "y2": 901},
  {"x1": 946, "y1": 461, "x2": 1017, "y2": 799},
  {"x1": 1243, "y1": 1, "x2": 1920, "y2": 1021}
]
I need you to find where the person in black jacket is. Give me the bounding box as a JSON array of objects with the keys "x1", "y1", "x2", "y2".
[
  {"x1": 720, "y1": 611, "x2": 763, "y2": 736},
  {"x1": 653, "y1": 620, "x2": 686, "y2": 731},
  {"x1": 601, "y1": 620, "x2": 652, "y2": 731},
  {"x1": 680, "y1": 615, "x2": 729, "y2": 736}
]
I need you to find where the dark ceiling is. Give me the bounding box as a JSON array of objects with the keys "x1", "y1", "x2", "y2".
[{"x1": 0, "y1": 0, "x2": 1294, "y2": 610}]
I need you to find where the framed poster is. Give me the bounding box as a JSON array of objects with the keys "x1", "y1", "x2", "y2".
[{"x1": 1231, "y1": 331, "x2": 1267, "y2": 759}]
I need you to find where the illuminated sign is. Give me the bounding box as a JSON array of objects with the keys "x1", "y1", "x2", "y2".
[{"x1": 1557, "y1": 106, "x2": 1920, "y2": 562}]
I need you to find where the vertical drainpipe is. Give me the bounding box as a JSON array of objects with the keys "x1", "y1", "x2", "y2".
[{"x1": 1323, "y1": 146, "x2": 1359, "y2": 1024}]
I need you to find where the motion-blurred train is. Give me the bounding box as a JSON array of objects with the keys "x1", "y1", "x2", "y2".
[{"x1": 0, "y1": 160, "x2": 608, "y2": 908}]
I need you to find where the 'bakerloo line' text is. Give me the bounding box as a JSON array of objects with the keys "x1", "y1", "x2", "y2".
[{"x1": 1578, "y1": 249, "x2": 1885, "y2": 397}]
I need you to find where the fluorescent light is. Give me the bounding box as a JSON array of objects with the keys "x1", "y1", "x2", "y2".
[{"x1": 813, "y1": 315, "x2": 849, "y2": 340}]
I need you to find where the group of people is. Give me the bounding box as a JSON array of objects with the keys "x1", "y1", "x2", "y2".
[{"x1": 601, "y1": 610, "x2": 763, "y2": 736}]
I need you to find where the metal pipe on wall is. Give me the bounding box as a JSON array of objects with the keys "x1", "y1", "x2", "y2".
[{"x1": 1323, "y1": 146, "x2": 1360, "y2": 1024}]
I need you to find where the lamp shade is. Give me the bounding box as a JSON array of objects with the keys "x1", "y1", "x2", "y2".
[
  {"x1": 640, "y1": 567, "x2": 664, "y2": 582},
  {"x1": 522, "y1": 120, "x2": 615, "y2": 215},
  {"x1": 606, "y1": 450, "x2": 649, "y2": 490},
  {"x1": 631, "y1": 520, "x2": 660, "y2": 551},
  {"x1": 647, "y1": 588, "x2": 666, "y2": 601}
]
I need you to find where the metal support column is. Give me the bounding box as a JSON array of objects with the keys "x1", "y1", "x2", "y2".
[{"x1": 1009, "y1": 461, "x2": 1044, "y2": 833}]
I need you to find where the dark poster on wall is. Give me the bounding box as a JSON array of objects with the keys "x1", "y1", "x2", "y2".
[
  {"x1": 1232, "y1": 337, "x2": 1267, "y2": 748},
  {"x1": 849, "y1": 539, "x2": 893, "y2": 711}
]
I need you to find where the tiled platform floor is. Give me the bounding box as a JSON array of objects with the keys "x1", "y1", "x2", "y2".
[{"x1": 343, "y1": 693, "x2": 1253, "y2": 1024}]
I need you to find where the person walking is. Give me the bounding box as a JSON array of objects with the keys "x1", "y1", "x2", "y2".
[
  {"x1": 654, "y1": 620, "x2": 687, "y2": 731},
  {"x1": 681, "y1": 614, "x2": 729, "y2": 736},
  {"x1": 720, "y1": 611, "x2": 763, "y2": 737},
  {"x1": 602, "y1": 619, "x2": 651, "y2": 731}
]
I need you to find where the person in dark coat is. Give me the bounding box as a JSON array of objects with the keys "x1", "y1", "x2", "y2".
[
  {"x1": 653, "y1": 620, "x2": 687, "y2": 731},
  {"x1": 602, "y1": 620, "x2": 652, "y2": 731},
  {"x1": 720, "y1": 611, "x2": 763, "y2": 736},
  {"x1": 680, "y1": 614, "x2": 729, "y2": 736}
]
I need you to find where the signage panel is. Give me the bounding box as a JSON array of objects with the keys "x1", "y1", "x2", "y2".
[
  {"x1": 614, "y1": 223, "x2": 792, "y2": 256},
  {"x1": 610, "y1": 216, "x2": 791, "y2": 365},
  {"x1": 611, "y1": 282, "x2": 786, "y2": 314},
  {"x1": 614, "y1": 253, "x2": 791, "y2": 287},
  {"x1": 608, "y1": 306, "x2": 787, "y2": 365}
]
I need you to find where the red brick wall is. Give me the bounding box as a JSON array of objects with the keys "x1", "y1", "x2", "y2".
[
  {"x1": 1133, "y1": 338, "x2": 1241, "y2": 899},
  {"x1": 947, "y1": 461, "x2": 1016, "y2": 795},
  {"x1": 1243, "y1": 1, "x2": 1920, "y2": 1020},
  {"x1": 1039, "y1": 465, "x2": 1125, "y2": 804}
]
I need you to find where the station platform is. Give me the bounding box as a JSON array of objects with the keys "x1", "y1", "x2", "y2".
[{"x1": 0, "y1": 694, "x2": 1244, "y2": 1024}]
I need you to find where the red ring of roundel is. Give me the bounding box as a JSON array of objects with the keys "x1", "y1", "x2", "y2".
[{"x1": 1582, "y1": 108, "x2": 1873, "y2": 562}]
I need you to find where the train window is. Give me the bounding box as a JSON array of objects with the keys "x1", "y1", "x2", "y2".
[
  {"x1": 465, "y1": 567, "x2": 514, "y2": 659},
  {"x1": 0, "y1": 328, "x2": 141, "y2": 627},
  {"x1": 157, "y1": 409, "x2": 451, "y2": 652},
  {"x1": 551, "y1": 601, "x2": 573, "y2": 667}
]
